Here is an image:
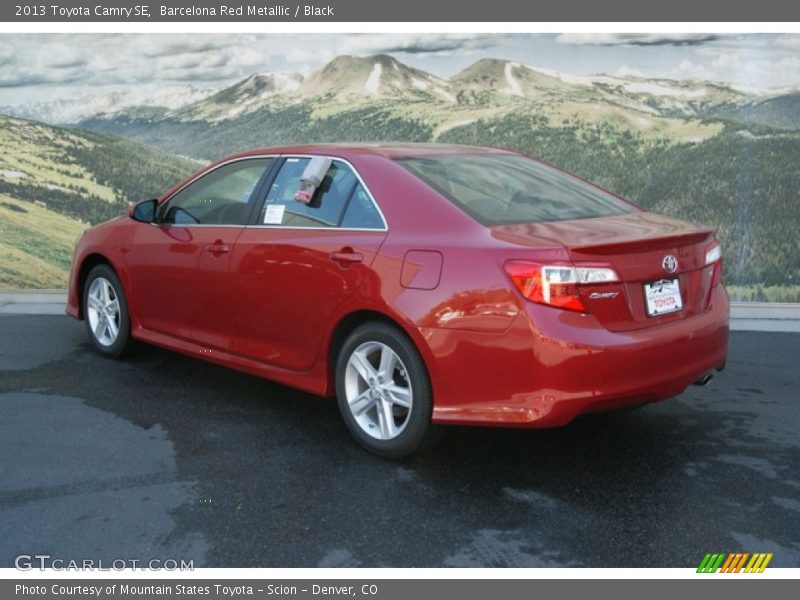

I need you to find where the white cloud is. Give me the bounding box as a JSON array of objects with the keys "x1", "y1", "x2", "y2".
[
  {"x1": 337, "y1": 33, "x2": 503, "y2": 55},
  {"x1": 39, "y1": 45, "x2": 87, "y2": 69},
  {"x1": 283, "y1": 47, "x2": 336, "y2": 64},
  {"x1": 674, "y1": 59, "x2": 711, "y2": 79},
  {"x1": 0, "y1": 42, "x2": 15, "y2": 63},
  {"x1": 556, "y1": 33, "x2": 721, "y2": 46},
  {"x1": 773, "y1": 34, "x2": 800, "y2": 48},
  {"x1": 712, "y1": 51, "x2": 741, "y2": 69}
]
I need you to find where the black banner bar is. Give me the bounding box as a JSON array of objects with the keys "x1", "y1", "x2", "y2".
[
  {"x1": 3, "y1": 579, "x2": 798, "y2": 600},
  {"x1": 3, "y1": 0, "x2": 800, "y2": 22}
]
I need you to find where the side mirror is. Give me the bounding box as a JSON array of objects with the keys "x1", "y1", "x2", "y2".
[{"x1": 129, "y1": 198, "x2": 158, "y2": 223}]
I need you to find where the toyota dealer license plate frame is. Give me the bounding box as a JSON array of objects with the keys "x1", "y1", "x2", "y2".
[{"x1": 644, "y1": 278, "x2": 683, "y2": 317}]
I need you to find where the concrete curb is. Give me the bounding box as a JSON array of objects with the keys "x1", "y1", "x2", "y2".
[
  {"x1": 1, "y1": 290, "x2": 799, "y2": 331},
  {"x1": 728, "y1": 302, "x2": 800, "y2": 332},
  {"x1": 0, "y1": 290, "x2": 67, "y2": 315}
]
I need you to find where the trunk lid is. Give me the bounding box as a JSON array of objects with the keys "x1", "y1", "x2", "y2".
[{"x1": 493, "y1": 211, "x2": 717, "y2": 331}]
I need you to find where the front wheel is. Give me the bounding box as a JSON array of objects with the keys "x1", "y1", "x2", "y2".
[
  {"x1": 83, "y1": 264, "x2": 132, "y2": 358},
  {"x1": 335, "y1": 322, "x2": 440, "y2": 458}
]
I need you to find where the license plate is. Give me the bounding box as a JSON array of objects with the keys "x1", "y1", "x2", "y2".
[{"x1": 644, "y1": 278, "x2": 683, "y2": 317}]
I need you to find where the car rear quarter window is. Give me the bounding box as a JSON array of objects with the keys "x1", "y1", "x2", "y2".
[
  {"x1": 398, "y1": 154, "x2": 636, "y2": 225},
  {"x1": 340, "y1": 184, "x2": 384, "y2": 229}
]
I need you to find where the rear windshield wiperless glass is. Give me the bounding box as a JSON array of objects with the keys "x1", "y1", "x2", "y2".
[{"x1": 397, "y1": 154, "x2": 636, "y2": 225}]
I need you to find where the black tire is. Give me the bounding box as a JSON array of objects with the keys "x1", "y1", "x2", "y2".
[
  {"x1": 82, "y1": 263, "x2": 132, "y2": 358},
  {"x1": 335, "y1": 322, "x2": 441, "y2": 458}
]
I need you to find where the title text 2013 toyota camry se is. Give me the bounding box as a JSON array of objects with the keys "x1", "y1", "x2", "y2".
[{"x1": 67, "y1": 144, "x2": 729, "y2": 457}]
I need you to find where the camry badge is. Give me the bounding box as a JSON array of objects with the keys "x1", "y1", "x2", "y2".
[
  {"x1": 589, "y1": 291, "x2": 619, "y2": 300},
  {"x1": 662, "y1": 255, "x2": 678, "y2": 274}
]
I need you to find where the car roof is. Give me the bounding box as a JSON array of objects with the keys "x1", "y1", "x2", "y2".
[{"x1": 226, "y1": 143, "x2": 518, "y2": 162}]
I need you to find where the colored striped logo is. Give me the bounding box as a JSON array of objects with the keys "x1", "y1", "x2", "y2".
[{"x1": 697, "y1": 553, "x2": 773, "y2": 573}]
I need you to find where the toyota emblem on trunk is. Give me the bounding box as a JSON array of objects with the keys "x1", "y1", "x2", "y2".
[{"x1": 662, "y1": 255, "x2": 678, "y2": 273}]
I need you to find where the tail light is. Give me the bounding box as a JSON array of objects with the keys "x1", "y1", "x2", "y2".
[
  {"x1": 705, "y1": 241, "x2": 723, "y2": 287},
  {"x1": 504, "y1": 261, "x2": 619, "y2": 312}
]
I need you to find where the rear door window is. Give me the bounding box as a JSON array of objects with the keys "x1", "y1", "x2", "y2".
[{"x1": 260, "y1": 158, "x2": 357, "y2": 228}]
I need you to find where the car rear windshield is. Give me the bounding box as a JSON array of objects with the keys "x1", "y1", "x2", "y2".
[{"x1": 397, "y1": 153, "x2": 636, "y2": 225}]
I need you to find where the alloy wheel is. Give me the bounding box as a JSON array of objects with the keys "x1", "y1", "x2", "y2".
[
  {"x1": 344, "y1": 341, "x2": 413, "y2": 440},
  {"x1": 86, "y1": 277, "x2": 121, "y2": 347}
]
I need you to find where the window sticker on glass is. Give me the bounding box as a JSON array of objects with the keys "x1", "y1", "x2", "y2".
[{"x1": 264, "y1": 204, "x2": 286, "y2": 224}]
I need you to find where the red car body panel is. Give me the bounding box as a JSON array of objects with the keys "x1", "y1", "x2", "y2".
[
  {"x1": 229, "y1": 227, "x2": 387, "y2": 371},
  {"x1": 67, "y1": 144, "x2": 729, "y2": 427},
  {"x1": 127, "y1": 223, "x2": 239, "y2": 350}
]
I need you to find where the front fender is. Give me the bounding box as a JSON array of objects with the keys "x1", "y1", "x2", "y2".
[{"x1": 66, "y1": 218, "x2": 137, "y2": 320}]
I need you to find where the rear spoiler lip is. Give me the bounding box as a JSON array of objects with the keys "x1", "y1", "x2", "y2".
[{"x1": 567, "y1": 229, "x2": 716, "y2": 255}]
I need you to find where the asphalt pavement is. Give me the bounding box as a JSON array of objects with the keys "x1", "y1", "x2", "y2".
[{"x1": 1, "y1": 314, "x2": 798, "y2": 568}]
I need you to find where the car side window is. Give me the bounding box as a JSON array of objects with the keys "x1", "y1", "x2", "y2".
[
  {"x1": 260, "y1": 158, "x2": 357, "y2": 228},
  {"x1": 341, "y1": 184, "x2": 385, "y2": 229},
  {"x1": 161, "y1": 158, "x2": 272, "y2": 226}
]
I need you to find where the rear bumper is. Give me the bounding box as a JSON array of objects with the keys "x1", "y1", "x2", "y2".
[{"x1": 426, "y1": 286, "x2": 729, "y2": 427}]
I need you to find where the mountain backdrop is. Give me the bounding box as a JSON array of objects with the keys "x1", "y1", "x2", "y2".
[
  {"x1": 2, "y1": 54, "x2": 799, "y2": 297},
  {"x1": 0, "y1": 116, "x2": 198, "y2": 287}
]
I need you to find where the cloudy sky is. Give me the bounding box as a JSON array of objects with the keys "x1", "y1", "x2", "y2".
[{"x1": 1, "y1": 33, "x2": 799, "y2": 105}]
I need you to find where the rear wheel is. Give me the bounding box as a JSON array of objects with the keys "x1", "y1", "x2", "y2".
[
  {"x1": 83, "y1": 264, "x2": 132, "y2": 358},
  {"x1": 335, "y1": 322, "x2": 439, "y2": 458}
]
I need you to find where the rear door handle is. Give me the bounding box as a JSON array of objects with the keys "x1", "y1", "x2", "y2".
[
  {"x1": 206, "y1": 240, "x2": 230, "y2": 256},
  {"x1": 330, "y1": 248, "x2": 363, "y2": 264}
]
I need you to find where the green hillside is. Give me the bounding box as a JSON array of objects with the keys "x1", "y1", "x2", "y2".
[
  {"x1": 0, "y1": 115, "x2": 197, "y2": 288},
  {"x1": 84, "y1": 103, "x2": 435, "y2": 159},
  {"x1": 714, "y1": 93, "x2": 800, "y2": 131}
]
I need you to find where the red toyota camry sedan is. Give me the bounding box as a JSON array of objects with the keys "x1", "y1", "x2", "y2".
[{"x1": 67, "y1": 144, "x2": 729, "y2": 457}]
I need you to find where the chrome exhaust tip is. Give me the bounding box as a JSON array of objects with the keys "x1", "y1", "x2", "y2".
[{"x1": 694, "y1": 373, "x2": 714, "y2": 386}]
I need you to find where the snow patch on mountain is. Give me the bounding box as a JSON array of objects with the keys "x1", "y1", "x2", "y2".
[
  {"x1": 525, "y1": 65, "x2": 625, "y2": 88},
  {"x1": 504, "y1": 62, "x2": 523, "y2": 96},
  {"x1": 523, "y1": 64, "x2": 720, "y2": 101},
  {"x1": 624, "y1": 82, "x2": 707, "y2": 98},
  {"x1": 411, "y1": 77, "x2": 430, "y2": 90},
  {"x1": 149, "y1": 85, "x2": 217, "y2": 109},
  {"x1": 365, "y1": 63, "x2": 382, "y2": 95}
]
